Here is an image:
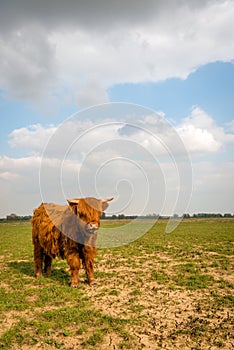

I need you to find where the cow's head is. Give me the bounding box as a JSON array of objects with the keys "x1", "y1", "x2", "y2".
[{"x1": 67, "y1": 197, "x2": 113, "y2": 233}]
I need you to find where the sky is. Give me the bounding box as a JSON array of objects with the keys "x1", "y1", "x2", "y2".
[{"x1": 0, "y1": 0, "x2": 234, "y2": 219}]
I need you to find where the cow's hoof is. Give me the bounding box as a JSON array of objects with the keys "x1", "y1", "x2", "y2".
[
  {"x1": 44, "y1": 272, "x2": 51, "y2": 277},
  {"x1": 89, "y1": 281, "x2": 97, "y2": 286},
  {"x1": 71, "y1": 284, "x2": 78, "y2": 288}
]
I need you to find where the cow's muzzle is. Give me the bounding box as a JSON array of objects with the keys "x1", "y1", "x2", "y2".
[{"x1": 86, "y1": 223, "x2": 99, "y2": 233}]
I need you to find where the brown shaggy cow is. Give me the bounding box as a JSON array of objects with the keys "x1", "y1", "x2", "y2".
[{"x1": 32, "y1": 197, "x2": 113, "y2": 287}]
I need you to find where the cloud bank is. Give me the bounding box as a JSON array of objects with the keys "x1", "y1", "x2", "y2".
[
  {"x1": 1, "y1": 1, "x2": 234, "y2": 106},
  {"x1": 8, "y1": 106, "x2": 234, "y2": 156},
  {"x1": 1, "y1": 104, "x2": 234, "y2": 217}
]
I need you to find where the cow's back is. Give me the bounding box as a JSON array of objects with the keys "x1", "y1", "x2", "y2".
[{"x1": 32, "y1": 203, "x2": 67, "y2": 258}]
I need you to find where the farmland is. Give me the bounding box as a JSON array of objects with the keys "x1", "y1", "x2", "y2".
[{"x1": 0, "y1": 219, "x2": 233, "y2": 349}]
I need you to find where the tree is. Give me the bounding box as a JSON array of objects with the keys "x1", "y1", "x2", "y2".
[
  {"x1": 224, "y1": 213, "x2": 232, "y2": 218},
  {"x1": 118, "y1": 214, "x2": 125, "y2": 220},
  {"x1": 6, "y1": 213, "x2": 19, "y2": 220}
]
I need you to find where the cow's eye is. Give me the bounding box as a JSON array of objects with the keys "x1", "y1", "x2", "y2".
[{"x1": 79, "y1": 213, "x2": 86, "y2": 221}]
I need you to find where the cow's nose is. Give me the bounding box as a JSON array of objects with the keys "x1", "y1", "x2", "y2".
[
  {"x1": 87, "y1": 223, "x2": 99, "y2": 231},
  {"x1": 90, "y1": 223, "x2": 97, "y2": 229}
]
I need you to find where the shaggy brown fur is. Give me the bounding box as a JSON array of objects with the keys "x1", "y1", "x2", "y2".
[{"x1": 32, "y1": 197, "x2": 112, "y2": 287}]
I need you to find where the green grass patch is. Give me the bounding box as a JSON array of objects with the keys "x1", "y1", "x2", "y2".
[
  {"x1": 0, "y1": 218, "x2": 233, "y2": 349},
  {"x1": 173, "y1": 263, "x2": 215, "y2": 289},
  {"x1": 151, "y1": 269, "x2": 170, "y2": 283}
]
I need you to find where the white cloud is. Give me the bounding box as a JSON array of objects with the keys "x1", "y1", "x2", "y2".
[
  {"x1": 225, "y1": 119, "x2": 234, "y2": 133},
  {"x1": 0, "y1": 154, "x2": 83, "y2": 217},
  {"x1": 1, "y1": 1, "x2": 233, "y2": 219},
  {"x1": 75, "y1": 81, "x2": 109, "y2": 107},
  {"x1": 1, "y1": 109, "x2": 190, "y2": 217},
  {"x1": 2, "y1": 105, "x2": 234, "y2": 218},
  {"x1": 177, "y1": 107, "x2": 234, "y2": 155},
  {"x1": 0, "y1": 155, "x2": 41, "y2": 171},
  {"x1": 0, "y1": 1, "x2": 234, "y2": 106},
  {"x1": 0, "y1": 171, "x2": 19, "y2": 181},
  {"x1": 7, "y1": 114, "x2": 185, "y2": 160},
  {"x1": 0, "y1": 155, "x2": 42, "y2": 217},
  {"x1": 1, "y1": 153, "x2": 233, "y2": 218},
  {"x1": 177, "y1": 124, "x2": 221, "y2": 154},
  {"x1": 7, "y1": 106, "x2": 234, "y2": 163},
  {"x1": 189, "y1": 161, "x2": 234, "y2": 213},
  {"x1": 9, "y1": 124, "x2": 57, "y2": 154},
  {"x1": 0, "y1": 24, "x2": 57, "y2": 102}
]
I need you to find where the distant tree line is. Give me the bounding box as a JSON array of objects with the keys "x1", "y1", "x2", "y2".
[
  {"x1": 1, "y1": 212, "x2": 233, "y2": 222},
  {"x1": 104, "y1": 213, "x2": 234, "y2": 220},
  {"x1": 0, "y1": 213, "x2": 32, "y2": 221},
  {"x1": 183, "y1": 213, "x2": 233, "y2": 218}
]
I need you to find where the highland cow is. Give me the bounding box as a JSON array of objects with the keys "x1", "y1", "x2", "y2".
[{"x1": 32, "y1": 197, "x2": 113, "y2": 287}]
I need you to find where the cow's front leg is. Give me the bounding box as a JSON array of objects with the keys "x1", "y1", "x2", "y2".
[
  {"x1": 67, "y1": 253, "x2": 80, "y2": 287},
  {"x1": 82, "y1": 246, "x2": 96, "y2": 285}
]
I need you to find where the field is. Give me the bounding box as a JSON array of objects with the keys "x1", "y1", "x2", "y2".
[{"x1": 0, "y1": 219, "x2": 233, "y2": 350}]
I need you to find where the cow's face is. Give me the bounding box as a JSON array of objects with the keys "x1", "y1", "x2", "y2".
[{"x1": 67, "y1": 197, "x2": 113, "y2": 233}]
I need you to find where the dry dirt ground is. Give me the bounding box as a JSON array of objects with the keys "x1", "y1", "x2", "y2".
[
  {"x1": 83, "y1": 251, "x2": 233, "y2": 349},
  {"x1": 0, "y1": 221, "x2": 233, "y2": 349},
  {"x1": 1, "y1": 253, "x2": 233, "y2": 350}
]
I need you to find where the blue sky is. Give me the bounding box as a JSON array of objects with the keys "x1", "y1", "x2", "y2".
[
  {"x1": 0, "y1": 1, "x2": 234, "y2": 218},
  {"x1": 110, "y1": 62, "x2": 234, "y2": 125}
]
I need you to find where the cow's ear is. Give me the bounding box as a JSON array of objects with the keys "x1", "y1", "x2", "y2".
[
  {"x1": 67, "y1": 199, "x2": 79, "y2": 206},
  {"x1": 102, "y1": 197, "x2": 114, "y2": 211}
]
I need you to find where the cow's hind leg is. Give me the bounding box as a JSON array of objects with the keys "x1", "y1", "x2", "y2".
[
  {"x1": 33, "y1": 243, "x2": 44, "y2": 278},
  {"x1": 43, "y1": 254, "x2": 53, "y2": 276}
]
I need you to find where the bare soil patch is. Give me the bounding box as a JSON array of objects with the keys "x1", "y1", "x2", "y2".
[{"x1": 86, "y1": 251, "x2": 234, "y2": 349}]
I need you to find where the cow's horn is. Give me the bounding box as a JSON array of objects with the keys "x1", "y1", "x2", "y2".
[
  {"x1": 102, "y1": 197, "x2": 114, "y2": 202},
  {"x1": 67, "y1": 198, "x2": 79, "y2": 205}
]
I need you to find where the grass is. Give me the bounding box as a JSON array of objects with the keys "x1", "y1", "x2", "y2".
[{"x1": 0, "y1": 218, "x2": 233, "y2": 349}]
